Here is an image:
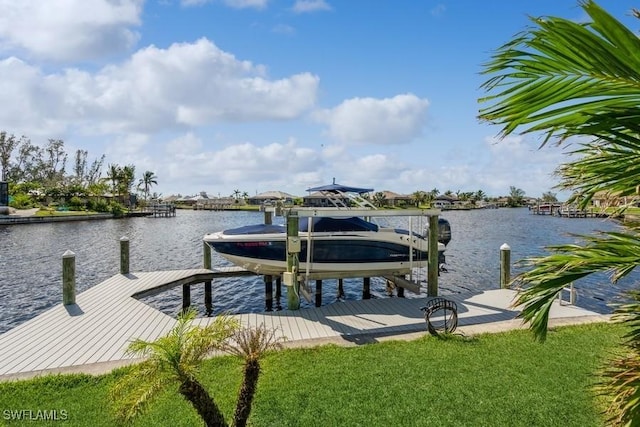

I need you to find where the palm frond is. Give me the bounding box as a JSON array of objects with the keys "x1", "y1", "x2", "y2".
[
  {"x1": 597, "y1": 297, "x2": 640, "y2": 425},
  {"x1": 110, "y1": 361, "x2": 173, "y2": 423},
  {"x1": 479, "y1": 0, "x2": 640, "y2": 145},
  {"x1": 556, "y1": 141, "x2": 640, "y2": 211},
  {"x1": 183, "y1": 314, "x2": 239, "y2": 367},
  {"x1": 514, "y1": 229, "x2": 640, "y2": 340},
  {"x1": 223, "y1": 323, "x2": 285, "y2": 361}
]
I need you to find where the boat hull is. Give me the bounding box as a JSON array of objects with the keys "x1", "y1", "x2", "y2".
[{"x1": 205, "y1": 229, "x2": 441, "y2": 276}]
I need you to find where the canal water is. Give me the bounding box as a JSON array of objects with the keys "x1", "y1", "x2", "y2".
[{"x1": 0, "y1": 207, "x2": 636, "y2": 334}]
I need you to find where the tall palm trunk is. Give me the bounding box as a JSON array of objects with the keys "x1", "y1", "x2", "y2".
[
  {"x1": 179, "y1": 378, "x2": 228, "y2": 427},
  {"x1": 233, "y1": 359, "x2": 260, "y2": 427}
]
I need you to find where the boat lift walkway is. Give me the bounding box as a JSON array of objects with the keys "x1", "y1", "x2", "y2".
[{"x1": 0, "y1": 268, "x2": 606, "y2": 381}]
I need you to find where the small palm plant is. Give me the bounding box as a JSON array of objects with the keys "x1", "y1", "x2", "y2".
[
  {"x1": 110, "y1": 309, "x2": 239, "y2": 426},
  {"x1": 224, "y1": 324, "x2": 285, "y2": 427}
]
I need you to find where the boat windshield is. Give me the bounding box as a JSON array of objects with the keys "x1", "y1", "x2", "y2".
[
  {"x1": 298, "y1": 217, "x2": 378, "y2": 232},
  {"x1": 223, "y1": 224, "x2": 286, "y2": 235}
]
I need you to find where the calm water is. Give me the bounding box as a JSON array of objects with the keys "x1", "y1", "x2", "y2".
[{"x1": 0, "y1": 208, "x2": 637, "y2": 334}]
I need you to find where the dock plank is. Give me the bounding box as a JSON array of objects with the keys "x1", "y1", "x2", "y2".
[{"x1": 0, "y1": 269, "x2": 603, "y2": 379}]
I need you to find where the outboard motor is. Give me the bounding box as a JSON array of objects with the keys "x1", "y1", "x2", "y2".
[
  {"x1": 437, "y1": 218, "x2": 451, "y2": 247},
  {"x1": 426, "y1": 218, "x2": 451, "y2": 269}
]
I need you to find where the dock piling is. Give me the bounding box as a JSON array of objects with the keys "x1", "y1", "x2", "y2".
[
  {"x1": 337, "y1": 279, "x2": 345, "y2": 299},
  {"x1": 182, "y1": 284, "x2": 191, "y2": 313},
  {"x1": 265, "y1": 275, "x2": 273, "y2": 311},
  {"x1": 315, "y1": 279, "x2": 322, "y2": 307},
  {"x1": 427, "y1": 215, "x2": 439, "y2": 297},
  {"x1": 275, "y1": 276, "x2": 282, "y2": 310},
  {"x1": 203, "y1": 242, "x2": 213, "y2": 315},
  {"x1": 363, "y1": 277, "x2": 371, "y2": 299},
  {"x1": 62, "y1": 250, "x2": 76, "y2": 305},
  {"x1": 285, "y1": 213, "x2": 301, "y2": 310},
  {"x1": 500, "y1": 243, "x2": 511, "y2": 288},
  {"x1": 119, "y1": 236, "x2": 129, "y2": 275}
]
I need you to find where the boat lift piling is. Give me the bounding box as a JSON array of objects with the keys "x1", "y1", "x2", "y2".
[
  {"x1": 203, "y1": 242, "x2": 213, "y2": 315},
  {"x1": 284, "y1": 213, "x2": 301, "y2": 310},
  {"x1": 282, "y1": 207, "x2": 442, "y2": 310}
]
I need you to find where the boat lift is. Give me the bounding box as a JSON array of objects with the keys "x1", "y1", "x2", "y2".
[{"x1": 281, "y1": 207, "x2": 442, "y2": 310}]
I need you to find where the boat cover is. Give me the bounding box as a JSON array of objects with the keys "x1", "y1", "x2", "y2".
[
  {"x1": 306, "y1": 183, "x2": 373, "y2": 194},
  {"x1": 299, "y1": 217, "x2": 378, "y2": 232}
]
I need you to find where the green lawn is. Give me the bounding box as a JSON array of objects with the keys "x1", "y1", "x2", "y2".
[
  {"x1": 34, "y1": 209, "x2": 101, "y2": 217},
  {"x1": 0, "y1": 322, "x2": 624, "y2": 426}
]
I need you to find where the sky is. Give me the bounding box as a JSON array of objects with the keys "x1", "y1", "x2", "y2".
[{"x1": 0, "y1": 0, "x2": 636, "y2": 200}]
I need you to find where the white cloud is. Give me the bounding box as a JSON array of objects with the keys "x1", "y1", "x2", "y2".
[
  {"x1": 0, "y1": 0, "x2": 142, "y2": 62},
  {"x1": 314, "y1": 94, "x2": 429, "y2": 145},
  {"x1": 159, "y1": 137, "x2": 323, "y2": 193},
  {"x1": 0, "y1": 38, "x2": 319, "y2": 136},
  {"x1": 272, "y1": 24, "x2": 296, "y2": 35},
  {"x1": 292, "y1": 0, "x2": 332, "y2": 14},
  {"x1": 431, "y1": 4, "x2": 446, "y2": 17},
  {"x1": 224, "y1": 0, "x2": 268, "y2": 8}
]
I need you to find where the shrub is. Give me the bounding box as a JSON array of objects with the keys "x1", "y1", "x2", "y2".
[
  {"x1": 9, "y1": 193, "x2": 33, "y2": 209},
  {"x1": 88, "y1": 199, "x2": 110, "y2": 213},
  {"x1": 68, "y1": 196, "x2": 85, "y2": 211},
  {"x1": 110, "y1": 202, "x2": 125, "y2": 217}
]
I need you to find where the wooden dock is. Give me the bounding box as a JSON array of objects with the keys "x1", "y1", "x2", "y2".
[{"x1": 0, "y1": 268, "x2": 605, "y2": 381}]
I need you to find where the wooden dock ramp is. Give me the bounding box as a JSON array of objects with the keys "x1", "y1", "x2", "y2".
[{"x1": 0, "y1": 269, "x2": 604, "y2": 381}]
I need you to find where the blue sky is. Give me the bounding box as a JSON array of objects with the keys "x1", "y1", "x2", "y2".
[{"x1": 0, "y1": 0, "x2": 634, "y2": 199}]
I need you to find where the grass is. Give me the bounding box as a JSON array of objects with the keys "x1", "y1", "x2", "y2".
[
  {"x1": 0, "y1": 322, "x2": 625, "y2": 426},
  {"x1": 34, "y1": 208, "x2": 102, "y2": 217}
]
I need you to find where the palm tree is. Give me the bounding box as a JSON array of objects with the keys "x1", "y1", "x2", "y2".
[
  {"x1": 232, "y1": 189, "x2": 241, "y2": 204},
  {"x1": 541, "y1": 191, "x2": 558, "y2": 203},
  {"x1": 410, "y1": 190, "x2": 427, "y2": 207},
  {"x1": 111, "y1": 310, "x2": 239, "y2": 426},
  {"x1": 138, "y1": 171, "x2": 158, "y2": 201},
  {"x1": 507, "y1": 186, "x2": 525, "y2": 207},
  {"x1": 120, "y1": 164, "x2": 136, "y2": 206},
  {"x1": 479, "y1": 1, "x2": 640, "y2": 423},
  {"x1": 106, "y1": 164, "x2": 121, "y2": 198},
  {"x1": 223, "y1": 324, "x2": 284, "y2": 427},
  {"x1": 372, "y1": 191, "x2": 387, "y2": 208}
]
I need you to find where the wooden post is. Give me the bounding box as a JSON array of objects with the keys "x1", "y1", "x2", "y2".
[
  {"x1": 120, "y1": 236, "x2": 129, "y2": 275},
  {"x1": 363, "y1": 277, "x2": 371, "y2": 299},
  {"x1": 182, "y1": 284, "x2": 191, "y2": 313},
  {"x1": 275, "y1": 276, "x2": 282, "y2": 310},
  {"x1": 337, "y1": 279, "x2": 345, "y2": 299},
  {"x1": 264, "y1": 209, "x2": 273, "y2": 225},
  {"x1": 427, "y1": 215, "x2": 439, "y2": 297},
  {"x1": 500, "y1": 243, "x2": 511, "y2": 288},
  {"x1": 62, "y1": 250, "x2": 76, "y2": 305},
  {"x1": 286, "y1": 213, "x2": 300, "y2": 310},
  {"x1": 265, "y1": 275, "x2": 273, "y2": 311},
  {"x1": 315, "y1": 279, "x2": 322, "y2": 307},
  {"x1": 203, "y1": 242, "x2": 212, "y2": 316}
]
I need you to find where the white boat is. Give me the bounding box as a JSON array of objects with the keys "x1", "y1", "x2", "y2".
[{"x1": 203, "y1": 182, "x2": 449, "y2": 277}]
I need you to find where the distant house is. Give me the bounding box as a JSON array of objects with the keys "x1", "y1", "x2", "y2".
[
  {"x1": 432, "y1": 195, "x2": 455, "y2": 209},
  {"x1": 591, "y1": 191, "x2": 638, "y2": 208},
  {"x1": 380, "y1": 191, "x2": 412, "y2": 207},
  {"x1": 248, "y1": 190, "x2": 295, "y2": 206}
]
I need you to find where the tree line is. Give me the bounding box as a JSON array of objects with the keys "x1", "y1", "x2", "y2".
[
  {"x1": 0, "y1": 131, "x2": 158, "y2": 214},
  {"x1": 368, "y1": 186, "x2": 558, "y2": 209}
]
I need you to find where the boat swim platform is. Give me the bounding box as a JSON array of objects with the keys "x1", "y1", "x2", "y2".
[{"x1": 0, "y1": 268, "x2": 608, "y2": 381}]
